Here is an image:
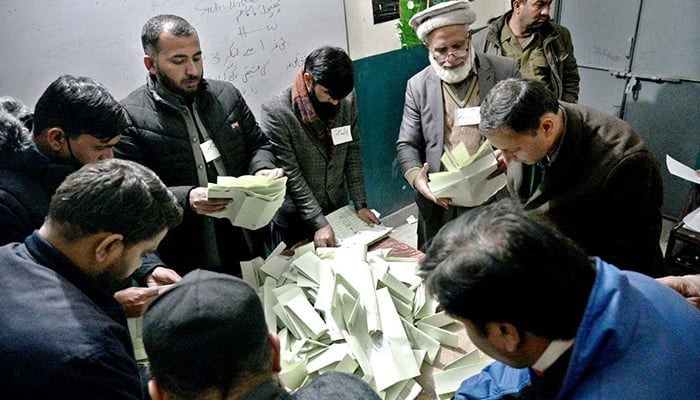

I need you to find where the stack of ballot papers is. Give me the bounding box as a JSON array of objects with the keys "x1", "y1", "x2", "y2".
[
  {"x1": 428, "y1": 141, "x2": 506, "y2": 207},
  {"x1": 235, "y1": 242, "x2": 492, "y2": 399},
  {"x1": 207, "y1": 175, "x2": 287, "y2": 230},
  {"x1": 326, "y1": 205, "x2": 393, "y2": 248}
]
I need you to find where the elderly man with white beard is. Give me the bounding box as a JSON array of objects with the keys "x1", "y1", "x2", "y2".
[{"x1": 396, "y1": 0, "x2": 520, "y2": 248}]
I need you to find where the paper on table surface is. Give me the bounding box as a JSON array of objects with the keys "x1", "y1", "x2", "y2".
[
  {"x1": 666, "y1": 155, "x2": 700, "y2": 184},
  {"x1": 326, "y1": 205, "x2": 393, "y2": 247},
  {"x1": 369, "y1": 288, "x2": 421, "y2": 391},
  {"x1": 207, "y1": 175, "x2": 287, "y2": 230}
]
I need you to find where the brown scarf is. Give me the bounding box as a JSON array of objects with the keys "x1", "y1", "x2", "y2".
[{"x1": 291, "y1": 68, "x2": 336, "y2": 155}]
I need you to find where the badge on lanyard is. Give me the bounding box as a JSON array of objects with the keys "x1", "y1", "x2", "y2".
[
  {"x1": 331, "y1": 125, "x2": 352, "y2": 145},
  {"x1": 455, "y1": 106, "x2": 481, "y2": 126},
  {"x1": 200, "y1": 140, "x2": 221, "y2": 163}
]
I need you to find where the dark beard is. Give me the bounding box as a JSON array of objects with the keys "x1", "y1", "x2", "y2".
[
  {"x1": 309, "y1": 90, "x2": 340, "y2": 121},
  {"x1": 156, "y1": 70, "x2": 200, "y2": 102}
]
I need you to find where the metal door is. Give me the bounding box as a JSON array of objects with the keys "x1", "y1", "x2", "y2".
[{"x1": 559, "y1": 0, "x2": 700, "y2": 217}]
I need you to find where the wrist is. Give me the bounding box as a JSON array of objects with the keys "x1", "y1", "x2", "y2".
[{"x1": 354, "y1": 201, "x2": 367, "y2": 211}]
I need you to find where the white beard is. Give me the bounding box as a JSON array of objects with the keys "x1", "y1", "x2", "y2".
[{"x1": 429, "y1": 51, "x2": 473, "y2": 84}]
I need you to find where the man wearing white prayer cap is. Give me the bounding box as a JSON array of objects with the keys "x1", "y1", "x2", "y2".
[{"x1": 396, "y1": 0, "x2": 521, "y2": 248}]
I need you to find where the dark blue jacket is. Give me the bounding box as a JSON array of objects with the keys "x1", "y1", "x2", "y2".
[
  {"x1": 454, "y1": 259, "x2": 700, "y2": 400},
  {"x1": 0, "y1": 233, "x2": 143, "y2": 399},
  {"x1": 0, "y1": 117, "x2": 74, "y2": 246}
]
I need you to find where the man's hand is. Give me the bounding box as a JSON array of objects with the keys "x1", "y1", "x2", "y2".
[
  {"x1": 146, "y1": 267, "x2": 181, "y2": 287},
  {"x1": 487, "y1": 149, "x2": 508, "y2": 179},
  {"x1": 114, "y1": 286, "x2": 161, "y2": 318},
  {"x1": 414, "y1": 163, "x2": 451, "y2": 209},
  {"x1": 314, "y1": 224, "x2": 338, "y2": 248},
  {"x1": 255, "y1": 168, "x2": 285, "y2": 179},
  {"x1": 657, "y1": 275, "x2": 700, "y2": 310},
  {"x1": 357, "y1": 207, "x2": 380, "y2": 226},
  {"x1": 189, "y1": 187, "x2": 231, "y2": 215}
]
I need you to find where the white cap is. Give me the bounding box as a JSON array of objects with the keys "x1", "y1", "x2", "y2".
[{"x1": 409, "y1": 0, "x2": 477, "y2": 42}]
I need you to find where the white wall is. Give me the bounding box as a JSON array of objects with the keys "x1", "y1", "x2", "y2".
[{"x1": 344, "y1": 0, "x2": 512, "y2": 60}]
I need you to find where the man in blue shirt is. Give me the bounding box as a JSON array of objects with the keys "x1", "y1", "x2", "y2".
[{"x1": 419, "y1": 200, "x2": 700, "y2": 399}]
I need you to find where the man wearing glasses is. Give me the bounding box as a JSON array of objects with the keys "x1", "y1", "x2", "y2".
[{"x1": 396, "y1": 0, "x2": 520, "y2": 248}]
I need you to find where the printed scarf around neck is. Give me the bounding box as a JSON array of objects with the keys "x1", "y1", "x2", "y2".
[{"x1": 291, "y1": 68, "x2": 336, "y2": 155}]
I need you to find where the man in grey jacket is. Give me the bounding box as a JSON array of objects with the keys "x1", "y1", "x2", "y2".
[
  {"x1": 472, "y1": 0, "x2": 580, "y2": 102},
  {"x1": 396, "y1": 0, "x2": 520, "y2": 248},
  {"x1": 117, "y1": 15, "x2": 282, "y2": 276},
  {"x1": 261, "y1": 46, "x2": 379, "y2": 249}
]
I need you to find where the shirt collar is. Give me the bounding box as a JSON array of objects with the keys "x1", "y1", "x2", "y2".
[{"x1": 531, "y1": 339, "x2": 574, "y2": 374}]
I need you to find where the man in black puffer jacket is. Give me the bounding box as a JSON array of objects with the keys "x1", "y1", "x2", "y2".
[{"x1": 117, "y1": 15, "x2": 282, "y2": 277}]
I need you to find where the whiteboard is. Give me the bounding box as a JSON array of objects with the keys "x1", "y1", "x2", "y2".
[{"x1": 0, "y1": 0, "x2": 347, "y2": 116}]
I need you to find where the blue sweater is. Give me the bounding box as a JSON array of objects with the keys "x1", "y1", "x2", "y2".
[{"x1": 455, "y1": 259, "x2": 700, "y2": 400}]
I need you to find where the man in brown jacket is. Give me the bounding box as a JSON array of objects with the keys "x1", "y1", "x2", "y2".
[{"x1": 480, "y1": 78, "x2": 664, "y2": 276}]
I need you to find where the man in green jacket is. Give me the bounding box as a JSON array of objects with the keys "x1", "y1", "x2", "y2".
[{"x1": 473, "y1": 0, "x2": 580, "y2": 102}]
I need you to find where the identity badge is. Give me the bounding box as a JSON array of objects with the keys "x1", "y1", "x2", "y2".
[
  {"x1": 331, "y1": 125, "x2": 352, "y2": 145},
  {"x1": 200, "y1": 140, "x2": 221, "y2": 162},
  {"x1": 455, "y1": 106, "x2": 480, "y2": 126}
]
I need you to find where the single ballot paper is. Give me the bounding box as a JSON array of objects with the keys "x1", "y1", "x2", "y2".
[
  {"x1": 207, "y1": 175, "x2": 287, "y2": 230},
  {"x1": 326, "y1": 205, "x2": 392, "y2": 248}
]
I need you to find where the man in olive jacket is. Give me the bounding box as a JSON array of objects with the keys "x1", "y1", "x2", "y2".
[{"x1": 473, "y1": 0, "x2": 580, "y2": 102}]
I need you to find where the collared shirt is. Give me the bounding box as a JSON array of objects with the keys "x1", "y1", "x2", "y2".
[{"x1": 532, "y1": 339, "x2": 575, "y2": 374}]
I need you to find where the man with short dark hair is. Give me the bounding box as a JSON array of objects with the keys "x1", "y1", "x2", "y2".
[
  {"x1": 118, "y1": 14, "x2": 282, "y2": 276},
  {"x1": 396, "y1": 0, "x2": 520, "y2": 249},
  {"x1": 143, "y1": 269, "x2": 381, "y2": 400},
  {"x1": 473, "y1": 0, "x2": 580, "y2": 102},
  {"x1": 261, "y1": 46, "x2": 379, "y2": 248},
  {"x1": 0, "y1": 77, "x2": 180, "y2": 317},
  {"x1": 480, "y1": 78, "x2": 664, "y2": 276},
  {"x1": 419, "y1": 200, "x2": 700, "y2": 399},
  {"x1": 0, "y1": 76, "x2": 124, "y2": 245},
  {"x1": 0, "y1": 159, "x2": 183, "y2": 399}
]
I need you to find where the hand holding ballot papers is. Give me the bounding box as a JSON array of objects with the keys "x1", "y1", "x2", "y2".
[
  {"x1": 207, "y1": 175, "x2": 287, "y2": 230},
  {"x1": 428, "y1": 141, "x2": 506, "y2": 207}
]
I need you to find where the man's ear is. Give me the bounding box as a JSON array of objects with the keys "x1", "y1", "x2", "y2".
[
  {"x1": 540, "y1": 115, "x2": 556, "y2": 138},
  {"x1": 94, "y1": 233, "x2": 125, "y2": 266},
  {"x1": 486, "y1": 322, "x2": 522, "y2": 354},
  {"x1": 46, "y1": 127, "x2": 67, "y2": 152},
  {"x1": 269, "y1": 332, "x2": 281, "y2": 373},
  {"x1": 302, "y1": 72, "x2": 313, "y2": 91},
  {"x1": 144, "y1": 55, "x2": 157, "y2": 75},
  {"x1": 149, "y1": 379, "x2": 169, "y2": 400}
]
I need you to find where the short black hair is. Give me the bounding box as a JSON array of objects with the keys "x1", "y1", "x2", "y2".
[
  {"x1": 141, "y1": 14, "x2": 197, "y2": 57},
  {"x1": 304, "y1": 46, "x2": 354, "y2": 100},
  {"x1": 419, "y1": 199, "x2": 595, "y2": 339},
  {"x1": 33, "y1": 75, "x2": 126, "y2": 141},
  {"x1": 479, "y1": 78, "x2": 560, "y2": 137},
  {"x1": 48, "y1": 159, "x2": 182, "y2": 246}
]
